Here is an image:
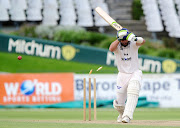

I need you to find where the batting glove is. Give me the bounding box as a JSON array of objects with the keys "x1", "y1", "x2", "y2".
[{"x1": 126, "y1": 32, "x2": 137, "y2": 42}]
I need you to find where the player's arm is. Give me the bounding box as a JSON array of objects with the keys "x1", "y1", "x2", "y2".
[
  {"x1": 126, "y1": 32, "x2": 145, "y2": 46},
  {"x1": 109, "y1": 39, "x2": 119, "y2": 52}
]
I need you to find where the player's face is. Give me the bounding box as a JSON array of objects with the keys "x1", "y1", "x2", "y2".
[{"x1": 121, "y1": 40, "x2": 129, "y2": 46}]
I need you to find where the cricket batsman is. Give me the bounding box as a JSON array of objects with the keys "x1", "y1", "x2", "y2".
[{"x1": 109, "y1": 28, "x2": 145, "y2": 123}]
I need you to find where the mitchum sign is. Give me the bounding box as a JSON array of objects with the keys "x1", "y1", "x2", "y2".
[{"x1": 0, "y1": 34, "x2": 180, "y2": 73}]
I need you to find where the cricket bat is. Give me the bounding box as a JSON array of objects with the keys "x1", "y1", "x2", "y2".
[{"x1": 95, "y1": 7, "x2": 123, "y2": 31}]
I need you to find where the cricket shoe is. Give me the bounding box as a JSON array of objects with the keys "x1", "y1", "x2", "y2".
[
  {"x1": 122, "y1": 116, "x2": 130, "y2": 123},
  {"x1": 117, "y1": 115, "x2": 122, "y2": 123}
]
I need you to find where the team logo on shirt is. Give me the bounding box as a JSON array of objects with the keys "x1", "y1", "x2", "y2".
[
  {"x1": 117, "y1": 86, "x2": 122, "y2": 89},
  {"x1": 119, "y1": 43, "x2": 132, "y2": 61},
  {"x1": 121, "y1": 57, "x2": 131, "y2": 61}
]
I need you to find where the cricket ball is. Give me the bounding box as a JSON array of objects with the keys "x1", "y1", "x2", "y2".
[{"x1": 18, "y1": 56, "x2": 22, "y2": 60}]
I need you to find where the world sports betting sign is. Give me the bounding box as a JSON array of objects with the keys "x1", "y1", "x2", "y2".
[{"x1": 0, "y1": 73, "x2": 74, "y2": 105}]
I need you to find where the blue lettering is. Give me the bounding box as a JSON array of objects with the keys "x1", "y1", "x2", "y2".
[
  {"x1": 142, "y1": 81, "x2": 170, "y2": 93},
  {"x1": 96, "y1": 82, "x2": 100, "y2": 90},
  {"x1": 176, "y1": 79, "x2": 180, "y2": 90},
  {"x1": 75, "y1": 79, "x2": 116, "y2": 91},
  {"x1": 102, "y1": 82, "x2": 110, "y2": 91},
  {"x1": 153, "y1": 82, "x2": 161, "y2": 93},
  {"x1": 76, "y1": 79, "x2": 83, "y2": 90},
  {"x1": 143, "y1": 82, "x2": 151, "y2": 90},
  {"x1": 163, "y1": 82, "x2": 170, "y2": 91}
]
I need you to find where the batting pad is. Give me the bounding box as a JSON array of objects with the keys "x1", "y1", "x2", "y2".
[
  {"x1": 113, "y1": 100, "x2": 125, "y2": 116},
  {"x1": 122, "y1": 80, "x2": 140, "y2": 119}
]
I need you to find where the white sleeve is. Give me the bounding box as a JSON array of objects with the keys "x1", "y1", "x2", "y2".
[{"x1": 131, "y1": 41, "x2": 139, "y2": 49}]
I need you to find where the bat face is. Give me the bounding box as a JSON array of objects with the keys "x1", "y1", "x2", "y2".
[
  {"x1": 111, "y1": 21, "x2": 123, "y2": 31},
  {"x1": 95, "y1": 7, "x2": 123, "y2": 31}
]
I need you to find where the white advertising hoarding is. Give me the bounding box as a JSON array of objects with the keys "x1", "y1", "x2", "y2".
[
  {"x1": 140, "y1": 74, "x2": 180, "y2": 108},
  {"x1": 74, "y1": 74, "x2": 117, "y2": 101},
  {"x1": 74, "y1": 74, "x2": 180, "y2": 108}
]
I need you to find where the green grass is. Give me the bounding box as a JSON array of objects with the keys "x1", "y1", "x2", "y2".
[
  {"x1": 0, "y1": 52, "x2": 117, "y2": 73},
  {"x1": 0, "y1": 108, "x2": 179, "y2": 128},
  {"x1": 134, "y1": 108, "x2": 180, "y2": 120},
  {"x1": 0, "y1": 108, "x2": 179, "y2": 120}
]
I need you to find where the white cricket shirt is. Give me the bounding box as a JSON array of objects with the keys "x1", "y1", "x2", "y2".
[{"x1": 114, "y1": 41, "x2": 140, "y2": 73}]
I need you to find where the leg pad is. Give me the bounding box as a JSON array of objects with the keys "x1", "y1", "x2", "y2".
[{"x1": 122, "y1": 80, "x2": 140, "y2": 119}]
